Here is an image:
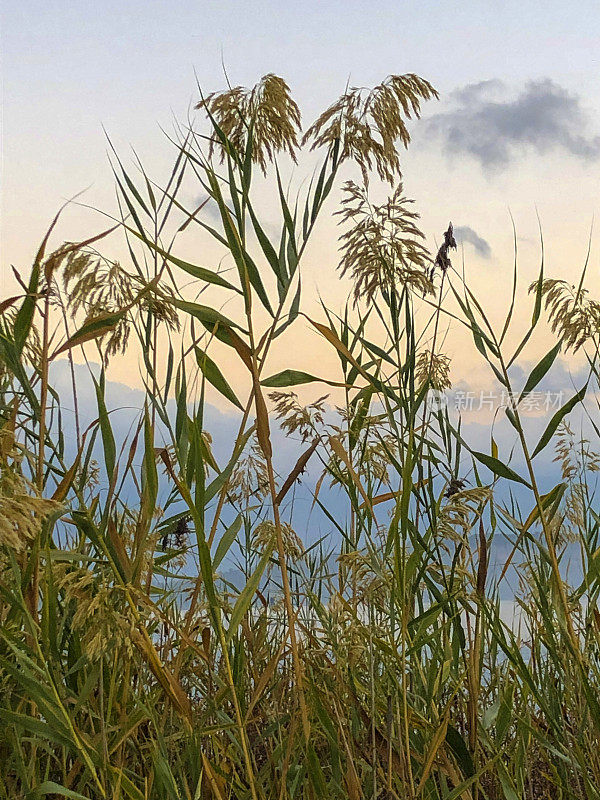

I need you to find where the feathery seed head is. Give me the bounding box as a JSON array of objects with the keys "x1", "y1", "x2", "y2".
[
  {"x1": 415, "y1": 349, "x2": 452, "y2": 391},
  {"x1": 197, "y1": 74, "x2": 301, "y2": 173},
  {"x1": 336, "y1": 180, "x2": 433, "y2": 303},
  {"x1": 304, "y1": 74, "x2": 438, "y2": 184},
  {"x1": 530, "y1": 278, "x2": 600, "y2": 353}
]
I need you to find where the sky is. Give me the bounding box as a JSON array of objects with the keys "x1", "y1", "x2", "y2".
[{"x1": 2, "y1": 0, "x2": 600, "y2": 392}]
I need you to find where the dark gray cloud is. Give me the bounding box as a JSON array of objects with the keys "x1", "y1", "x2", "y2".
[
  {"x1": 451, "y1": 79, "x2": 504, "y2": 106},
  {"x1": 425, "y1": 79, "x2": 600, "y2": 169},
  {"x1": 454, "y1": 225, "x2": 491, "y2": 258}
]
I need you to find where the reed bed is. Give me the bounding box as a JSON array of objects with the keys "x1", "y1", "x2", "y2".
[{"x1": 1, "y1": 72, "x2": 599, "y2": 799}]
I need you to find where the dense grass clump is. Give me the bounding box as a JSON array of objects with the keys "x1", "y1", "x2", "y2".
[{"x1": 1, "y1": 72, "x2": 600, "y2": 799}]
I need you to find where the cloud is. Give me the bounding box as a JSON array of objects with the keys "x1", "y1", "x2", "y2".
[
  {"x1": 425, "y1": 79, "x2": 600, "y2": 169},
  {"x1": 195, "y1": 194, "x2": 280, "y2": 239},
  {"x1": 450, "y1": 79, "x2": 504, "y2": 106},
  {"x1": 454, "y1": 225, "x2": 491, "y2": 258},
  {"x1": 195, "y1": 194, "x2": 222, "y2": 225}
]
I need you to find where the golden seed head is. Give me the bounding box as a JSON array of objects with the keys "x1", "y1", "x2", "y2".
[
  {"x1": 530, "y1": 278, "x2": 600, "y2": 353},
  {"x1": 304, "y1": 74, "x2": 438, "y2": 184},
  {"x1": 336, "y1": 180, "x2": 433, "y2": 304},
  {"x1": 415, "y1": 349, "x2": 452, "y2": 391},
  {"x1": 197, "y1": 74, "x2": 301, "y2": 173}
]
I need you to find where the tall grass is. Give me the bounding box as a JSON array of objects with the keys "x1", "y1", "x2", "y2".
[{"x1": 1, "y1": 72, "x2": 599, "y2": 799}]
